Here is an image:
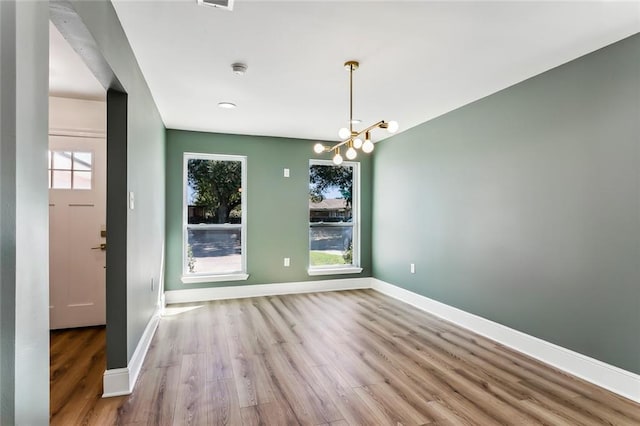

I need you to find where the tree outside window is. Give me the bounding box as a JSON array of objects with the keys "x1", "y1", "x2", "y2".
[
  {"x1": 309, "y1": 160, "x2": 359, "y2": 269},
  {"x1": 183, "y1": 154, "x2": 246, "y2": 277}
]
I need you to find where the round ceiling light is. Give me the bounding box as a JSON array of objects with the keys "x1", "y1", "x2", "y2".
[{"x1": 218, "y1": 102, "x2": 237, "y2": 109}]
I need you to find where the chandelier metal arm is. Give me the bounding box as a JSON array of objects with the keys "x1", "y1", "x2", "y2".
[{"x1": 325, "y1": 120, "x2": 388, "y2": 152}]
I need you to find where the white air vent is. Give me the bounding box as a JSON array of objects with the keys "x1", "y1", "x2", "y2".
[{"x1": 197, "y1": 0, "x2": 234, "y2": 11}]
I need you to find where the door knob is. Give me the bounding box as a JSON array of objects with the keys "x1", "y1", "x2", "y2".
[{"x1": 91, "y1": 243, "x2": 107, "y2": 251}]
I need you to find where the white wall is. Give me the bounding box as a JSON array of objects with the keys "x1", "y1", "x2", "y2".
[
  {"x1": 49, "y1": 96, "x2": 106, "y2": 136},
  {"x1": 0, "y1": 1, "x2": 50, "y2": 423}
]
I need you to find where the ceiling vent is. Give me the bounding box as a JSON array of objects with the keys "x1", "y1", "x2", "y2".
[{"x1": 197, "y1": 0, "x2": 234, "y2": 11}]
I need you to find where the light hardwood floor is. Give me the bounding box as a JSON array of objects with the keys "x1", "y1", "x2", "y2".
[
  {"x1": 50, "y1": 326, "x2": 126, "y2": 425},
  {"x1": 54, "y1": 290, "x2": 640, "y2": 425}
]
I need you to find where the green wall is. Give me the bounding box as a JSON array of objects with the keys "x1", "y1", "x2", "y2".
[
  {"x1": 372, "y1": 34, "x2": 640, "y2": 374},
  {"x1": 166, "y1": 130, "x2": 372, "y2": 290}
]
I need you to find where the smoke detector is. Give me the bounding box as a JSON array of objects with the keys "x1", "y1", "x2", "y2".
[
  {"x1": 197, "y1": 0, "x2": 234, "y2": 11},
  {"x1": 231, "y1": 63, "x2": 247, "y2": 75}
]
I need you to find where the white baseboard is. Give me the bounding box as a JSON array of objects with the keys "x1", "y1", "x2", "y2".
[
  {"x1": 102, "y1": 368, "x2": 129, "y2": 397},
  {"x1": 164, "y1": 277, "x2": 371, "y2": 304},
  {"x1": 370, "y1": 278, "x2": 640, "y2": 403},
  {"x1": 102, "y1": 309, "x2": 160, "y2": 397},
  {"x1": 159, "y1": 292, "x2": 166, "y2": 313}
]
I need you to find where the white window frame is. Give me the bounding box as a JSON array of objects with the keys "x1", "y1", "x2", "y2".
[
  {"x1": 181, "y1": 153, "x2": 248, "y2": 284},
  {"x1": 308, "y1": 159, "x2": 362, "y2": 276}
]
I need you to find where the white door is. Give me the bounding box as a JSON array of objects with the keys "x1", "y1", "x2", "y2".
[{"x1": 49, "y1": 135, "x2": 106, "y2": 329}]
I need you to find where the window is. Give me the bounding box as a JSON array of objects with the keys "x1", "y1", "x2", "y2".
[
  {"x1": 308, "y1": 159, "x2": 361, "y2": 275},
  {"x1": 182, "y1": 153, "x2": 248, "y2": 283},
  {"x1": 48, "y1": 150, "x2": 92, "y2": 189}
]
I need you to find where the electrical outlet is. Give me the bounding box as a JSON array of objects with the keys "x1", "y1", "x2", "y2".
[
  {"x1": 410, "y1": 263, "x2": 415, "y2": 274},
  {"x1": 284, "y1": 168, "x2": 290, "y2": 178},
  {"x1": 284, "y1": 257, "x2": 290, "y2": 267}
]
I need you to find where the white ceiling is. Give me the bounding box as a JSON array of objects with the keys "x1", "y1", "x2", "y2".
[
  {"x1": 108, "y1": 2, "x2": 638, "y2": 142},
  {"x1": 49, "y1": 22, "x2": 105, "y2": 101}
]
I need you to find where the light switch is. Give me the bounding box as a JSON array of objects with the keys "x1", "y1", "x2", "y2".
[
  {"x1": 284, "y1": 257, "x2": 290, "y2": 267},
  {"x1": 284, "y1": 168, "x2": 290, "y2": 178},
  {"x1": 410, "y1": 263, "x2": 415, "y2": 274},
  {"x1": 129, "y1": 191, "x2": 135, "y2": 210}
]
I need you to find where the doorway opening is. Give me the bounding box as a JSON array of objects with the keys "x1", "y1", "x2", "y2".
[{"x1": 48, "y1": 20, "x2": 109, "y2": 423}]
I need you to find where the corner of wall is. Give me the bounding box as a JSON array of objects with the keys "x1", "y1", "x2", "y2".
[{"x1": 102, "y1": 306, "x2": 160, "y2": 397}]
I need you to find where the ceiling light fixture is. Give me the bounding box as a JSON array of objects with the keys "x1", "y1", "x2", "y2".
[
  {"x1": 218, "y1": 102, "x2": 236, "y2": 109},
  {"x1": 313, "y1": 60, "x2": 398, "y2": 165}
]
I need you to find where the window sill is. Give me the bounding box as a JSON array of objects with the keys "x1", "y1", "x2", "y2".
[
  {"x1": 181, "y1": 273, "x2": 249, "y2": 284},
  {"x1": 307, "y1": 267, "x2": 363, "y2": 276}
]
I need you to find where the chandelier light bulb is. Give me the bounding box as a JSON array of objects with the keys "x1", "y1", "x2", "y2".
[
  {"x1": 333, "y1": 152, "x2": 344, "y2": 165},
  {"x1": 338, "y1": 127, "x2": 351, "y2": 140},
  {"x1": 346, "y1": 146, "x2": 357, "y2": 160},
  {"x1": 313, "y1": 143, "x2": 325, "y2": 154},
  {"x1": 362, "y1": 139, "x2": 374, "y2": 153},
  {"x1": 387, "y1": 120, "x2": 399, "y2": 133},
  {"x1": 353, "y1": 138, "x2": 363, "y2": 149}
]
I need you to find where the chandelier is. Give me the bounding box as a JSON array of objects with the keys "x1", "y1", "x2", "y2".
[{"x1": 314, "y1": 60, "x2": 398, "y2": 165}]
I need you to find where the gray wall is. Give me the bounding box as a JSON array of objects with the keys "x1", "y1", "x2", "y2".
[
  {"x1": 165, "y1": 130, "x2": 373, "y2": 290},
  {"x1": 106, "y1": 90, "x2": 129, "y2": 368},
  {"x1": 372, "y1": 34, "x2": 640, "y2": 374},
  {"x1": 67, "y1": 1, "x2": 166, "y2": 367},
  {"x1": 0, "y1": 1, "x2": 50, "y2": 423}
]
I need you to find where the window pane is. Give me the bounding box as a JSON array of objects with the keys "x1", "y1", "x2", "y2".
[
  {"x1": 73, "y1": 171, "x2": 92, "y2": 189},
  {"x1": 309, "y1": 225, "x2": 353, "y2": 266},
  {"x1": 309, "y1": 164, "x2": 353, "y2": 222},
  {"x1": 52, "y1": 151, "x2": 72, "y2": 170},
  {"x1": 309, "y1": 161, "x2": 356, "y2": 268},
  {"x1": 187, "y1": 159, "x2": 242, "y2": 225},
  {"x1": 183, "y1": 154, "x2": 246, "y2": 277},
  {"x1": 187, "y1": 228, "x2": 242, "y2": 274},
  {"x1": 52, "y1": 170, "x2": 72, "y2": 189},
  {"x1": 73, "y1": 152, "x2": 92, "y2": 171}
]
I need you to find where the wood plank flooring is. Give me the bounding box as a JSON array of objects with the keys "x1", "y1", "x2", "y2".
[
  {"x1": 50, "y1": 326, "x2": 126, "y2": 425},
  {"x1": 117, "y1": 290, "x2": 640, "y2": 425},
  {"x1": 52, "y1": 290, "x2": 640, "y2": 425}
]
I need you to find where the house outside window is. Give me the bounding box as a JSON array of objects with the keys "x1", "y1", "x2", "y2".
[
  {"x1": 182, "y1": 153, "x2": 248, "y2": 283},
  {"x1": 308, "y1": 159, "x2": 362, "y2": 275}
]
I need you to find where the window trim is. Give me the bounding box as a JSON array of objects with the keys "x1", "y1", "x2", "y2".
[
  {"x1": 180, "y1": 152, "x2": 248, "y2": 283},
  {"x1": 307, "y1": 159, "x2": 362, "y2": 276}
]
